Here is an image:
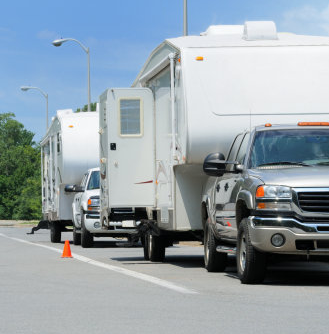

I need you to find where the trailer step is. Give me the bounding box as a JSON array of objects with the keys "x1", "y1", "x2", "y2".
[{"x1": 216, "y1": 246, "x2": 236, "y2": 254}]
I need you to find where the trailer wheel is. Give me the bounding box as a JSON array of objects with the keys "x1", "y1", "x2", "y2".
[
  {"x1": 237, "y1": 218, "x2": 266, "y2": 284},
  {"x1": 81, "y1": 213, "x2": 93, "y2": 248},
  {"x1": 50, "y1": 222, "x2": 61, "y2": 243},
  {"x1": 73, "y1": 226, "x2": 81, "y2": 245},
  {"x1": 147, "y1": 232, "x2": 165, "y2": 262},
  {"x1": 204, "y1": 219, "x2": 227, "y2": 272}
]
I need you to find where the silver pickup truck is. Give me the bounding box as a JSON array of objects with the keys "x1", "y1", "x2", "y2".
[{"x1": 202, "y1": 122, "x2": 329, "y2": 284}]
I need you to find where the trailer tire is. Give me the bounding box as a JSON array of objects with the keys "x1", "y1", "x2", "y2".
[
  {"x1": 147, "y1": 232, "x2": 165, "y2": 262},
  {"x1": 81, "y1": 213, "x2": 93, "y2": 248},
  {"x1": 73, "y1": 226, "x2": 81, "y2": 245},
  {"x1": 50, "y1": 222, "x2": 61, "y2": 243},
  {"x1": 204, "y1": 219, "x2": 227, "y2": 272},
  {"x1": 237, "y1": 218, "x2": 267, "y2": 284},
  {"x1": 142, "y1": 234, "x2": 149, "y2": 260}
]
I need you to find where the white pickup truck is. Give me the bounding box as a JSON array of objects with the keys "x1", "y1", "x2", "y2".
[{"x1": 65, "y1": 168, "x2": 101, "y2": 247}]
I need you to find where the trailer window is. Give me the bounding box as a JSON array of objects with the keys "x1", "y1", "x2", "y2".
[{"x1": 119, "y1": 99, "x2": 142, "y2": 136}]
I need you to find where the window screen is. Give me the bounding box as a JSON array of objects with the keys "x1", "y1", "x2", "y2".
[{"x1": 120, "y1": 99, "x2": 141, "y2": 135}]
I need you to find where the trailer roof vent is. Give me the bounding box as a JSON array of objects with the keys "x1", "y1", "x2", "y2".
[
  {"x1": 243, "y1": 21, "x2": 278, "y2": 41},
  {"x1": 201, "y1": 25, "x2": 244, "y2": 36}
]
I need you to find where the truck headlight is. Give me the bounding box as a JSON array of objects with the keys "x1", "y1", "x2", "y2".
[
  {"x1": 87, "y1": 196, "x2": 100, "y2": 210},
  {"x1": 256, "y1": 185, "x2": 292, "y2": 199},
  {"x1": 256, "y1": 185, "x2": 292, "y2": 211}
]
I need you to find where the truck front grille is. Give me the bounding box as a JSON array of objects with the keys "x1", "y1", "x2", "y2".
[{"x1": 298, "y1": 192, "x2": 329, "y2": 213}]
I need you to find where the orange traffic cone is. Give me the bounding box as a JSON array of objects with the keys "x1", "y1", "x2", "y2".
[{"x1": 61, "y1": 240, "x2": 73, "y2": 258}]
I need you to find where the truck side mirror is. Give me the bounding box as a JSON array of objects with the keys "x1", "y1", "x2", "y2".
[
  {"x1": 203, "y1": 153, "x2": 227, "y2": 177},
  {"x1": 64, "y1": 185, "x2": 85, "y2": 192},
  {"x1": 73, "y1": 186, "x2": 85, "y2": 192},
  {"x1": 64, "y1": 185, "x2": 75, "y2": 192}
]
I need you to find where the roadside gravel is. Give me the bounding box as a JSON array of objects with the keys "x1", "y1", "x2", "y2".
[{"x1": 0, "y1": 220, "x2": 37, "y2": 227}]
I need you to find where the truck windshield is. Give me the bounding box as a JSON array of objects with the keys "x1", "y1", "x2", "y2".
[
  {"x1": 87, "y1": 171, "x2": 100, "y2": 190},
  {"x1": 249, "y1": 129, "x2": 329, "y2": 168}
]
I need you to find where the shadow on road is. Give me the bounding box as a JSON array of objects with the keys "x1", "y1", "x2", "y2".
[{"x1": 226, "y1": 257, "x2": 329, "y2": 286}]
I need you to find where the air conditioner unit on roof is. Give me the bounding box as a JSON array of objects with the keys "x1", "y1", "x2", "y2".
[{"x1": 243, "y1": 21, "x2": 278, "y2": 41}]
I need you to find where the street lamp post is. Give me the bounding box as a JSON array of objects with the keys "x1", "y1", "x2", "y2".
[
  {"x1": 52, "y1": 38, "x2": 91, "y2": 112},
  {"x1": 21, "y1": 86, "x2": 49, "y2": 130},
  {"x1": 183, "y1": 0, "x2": 188, "y2": 36}
]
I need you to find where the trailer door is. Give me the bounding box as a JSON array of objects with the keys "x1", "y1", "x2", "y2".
[{"x1": 107, "y1": 88, "x2": 155, "y2": 207}]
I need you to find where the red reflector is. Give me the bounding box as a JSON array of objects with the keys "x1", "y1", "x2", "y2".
[
  {"x1": 226, "y1": 222, "x2": 232, "y2": 227},
  {"x1": 298, "y1": 122, "x2": 329, "y2": 126},
  {"x1": 265, "y1": 123, "x2": 272, "y2": 127}
]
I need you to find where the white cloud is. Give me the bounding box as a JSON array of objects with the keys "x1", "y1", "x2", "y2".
[
  {"x1": 37, "y1": 30, "x2": 60, "y2": 41},
  {"x1": 281, "y1": 5, "x2": 329, "y2": 36}
]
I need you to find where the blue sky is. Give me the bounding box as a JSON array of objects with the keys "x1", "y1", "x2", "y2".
[{"x1": 1, "y1": 0, "x2": 329, "y2": 142}]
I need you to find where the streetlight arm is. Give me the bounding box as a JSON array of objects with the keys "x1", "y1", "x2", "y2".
[
  {"x1": 52, "y1": 38, "x2": 89, "y2": 54},
  {"x1": 52, "y1": 36, "x2": 91, "y2": 112},
  {"x1": 20, "y1": 86, "x2": 49, "y2": 130},
  {"x1": 21, "y1": 86, "x2": 48, "y2": 98}
]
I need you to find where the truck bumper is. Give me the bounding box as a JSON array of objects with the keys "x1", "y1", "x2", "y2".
[
  {"x1": 248, "y1": 216, "x2": 329, "y2": 255},
  {"x1": 84, "y1": 214, "x2": 138, "y2": 235}
]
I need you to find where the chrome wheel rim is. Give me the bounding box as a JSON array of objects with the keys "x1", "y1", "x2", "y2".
[{"x1": 239, "y1": 231, "x2": 247, "y2": 272}]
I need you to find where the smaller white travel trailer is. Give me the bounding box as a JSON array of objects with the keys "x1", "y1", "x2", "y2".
[
  {"x1": 41, "y1": 109, "x2": 99, "y2": 242},
  {"x1": 99, "y1": 21, "x2": 329, "y2": 260}
]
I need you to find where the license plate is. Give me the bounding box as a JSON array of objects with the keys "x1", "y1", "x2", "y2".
[{"x1": 122, "y1": 220, "x2": 135, "y2": 228}]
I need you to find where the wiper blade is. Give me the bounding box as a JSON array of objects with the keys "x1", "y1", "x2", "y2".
[{"x1": 258, "y1": 161, "x2": 310, "y2": 167}]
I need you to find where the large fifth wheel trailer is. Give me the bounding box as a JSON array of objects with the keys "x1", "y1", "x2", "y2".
[
  {"x1": 99, "y1": 21, "x2": 329, "y2": 261},
  {"x1": 41, "y1": 109, "x2": 99, "y2": 242}
]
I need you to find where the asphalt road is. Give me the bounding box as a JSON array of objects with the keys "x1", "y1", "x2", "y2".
[{"x1": 1, "y1": 227, "x2": 329, "y2": 334}]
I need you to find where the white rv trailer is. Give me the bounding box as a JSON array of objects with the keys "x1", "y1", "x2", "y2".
[
  {"x1": 99, "y1": 21, "x2": 329, "y2": 261},
  {"x1": 41, "y1": 109, "x2": 99, "y2": 242}
]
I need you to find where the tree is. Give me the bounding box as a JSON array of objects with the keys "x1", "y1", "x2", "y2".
[
  {"x1": 76, "y1": 102, "x2": 97, "y2": 112},
  {"x1": 0, "y1": 113, "x2": 41, "y2": 220}
]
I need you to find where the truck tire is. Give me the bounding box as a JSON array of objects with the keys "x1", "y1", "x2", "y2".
[
  {"x1": 147, "y1": 232, "x2": 165, "y2": 262},
  {"x1": 237, "y1": 218, "x2": 267, "y2": 284},
  {"x1": 81, "y1": 212, "x2": 93, "y2": 248},
  {"x1": 142, "y1": 234, "x2": 150, "y2": 260},
  {"x1": 50, "y1": 222, "x2": 61, "y2": 243},
  {"x1": 73, "y1": 226, "x2": 81, "y2": 246},
  {"x1": 204, "y1": 219, "x2": 227, "y2": 272}
]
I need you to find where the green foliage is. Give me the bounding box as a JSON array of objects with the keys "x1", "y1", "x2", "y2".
[
  {"x1": 0, "y1": 113, "x2": 41, "y2": 220},
  {"x1": 76, "y1": 102, "x2": 97, "y2": 112}
]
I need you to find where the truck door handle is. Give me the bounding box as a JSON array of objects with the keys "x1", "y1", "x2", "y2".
[
  {"x1": 224, "y1": 183, "x2": 229, "y2": 191},
  {"x1": 216, "y1": 184, "x2": 220, "y2": 192}
]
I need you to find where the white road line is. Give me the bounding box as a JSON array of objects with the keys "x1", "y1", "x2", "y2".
[{"x1": 0, "y1": 233, "x2": 198, "y2": 295}]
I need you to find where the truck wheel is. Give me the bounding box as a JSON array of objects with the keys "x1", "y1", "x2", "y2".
[
  {"x1": 204, "y1": 219, "x2": 227, "y2": 272},
  {"x1": 73, "y1": 226, "x2": 81, "y2": 246},
  {"x1": 237, "y1": 218, "x2": 267, "y2": 284},
  {"x1": 50, "y1": 222, "x2": 61, "y2": 243},
  {"x1": 147, "y1": 232, "x2": 165, "y2": 262},
  {"x1": 142, "y1": 234, "x2": 150, "y2": 260},
  {"x1": 81, "y1": 213, "x2": 93, "y2": 248}
]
